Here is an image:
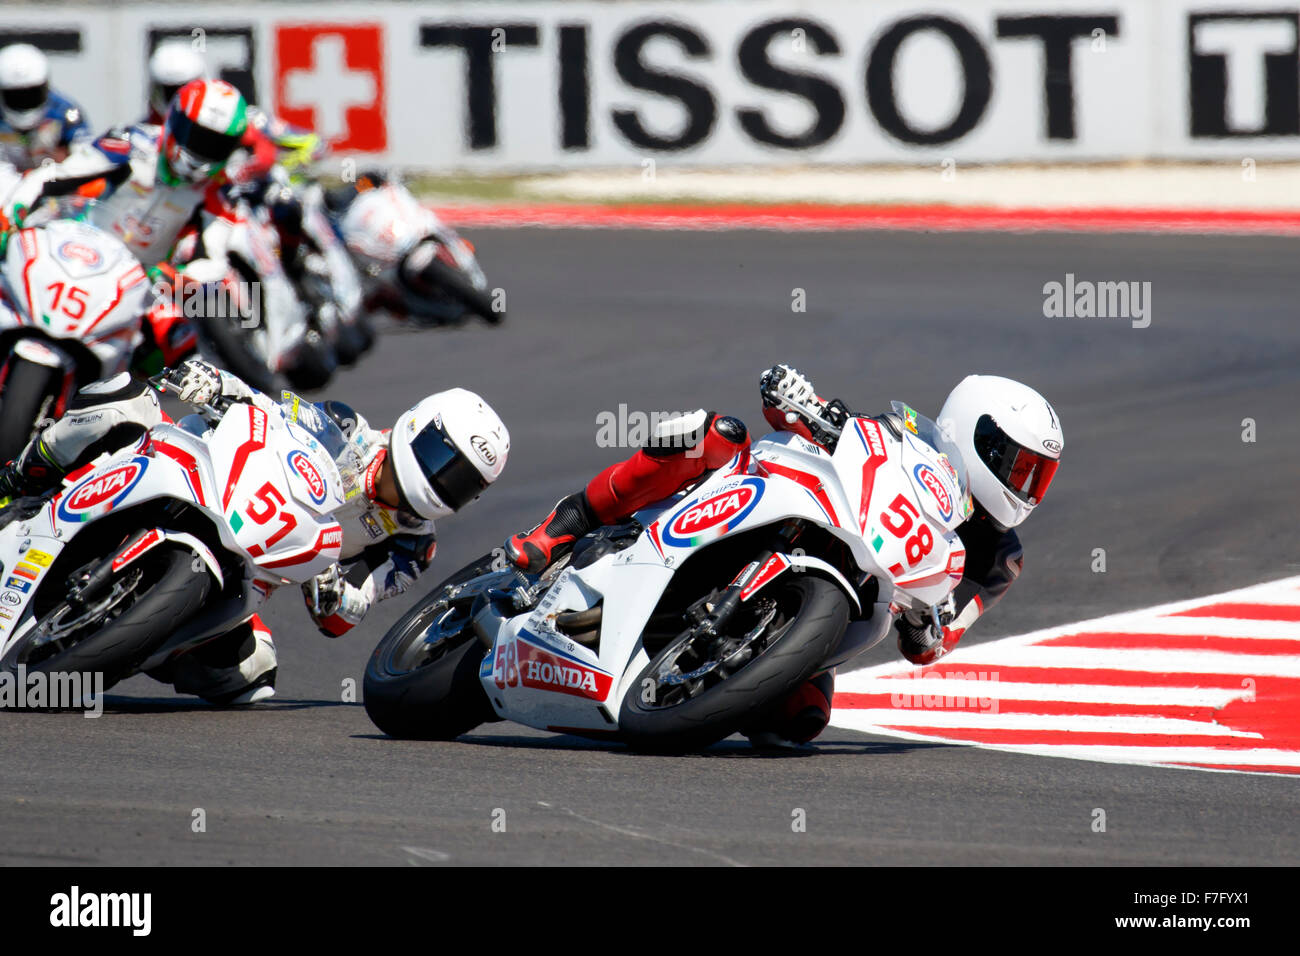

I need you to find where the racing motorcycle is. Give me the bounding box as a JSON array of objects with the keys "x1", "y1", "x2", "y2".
[
  {"x1": 364, "y1": 400, "x2": 972, "y2": 751},
  {"x1": 0, "y1": 371, "x2": 358, "y2": 696},
  {"x1": 0, "y1": 199, "x2": 151, "y2": 462},
  {"x1": 331, "y1": 177, "x2": 503, "y2": 326},
  {"x1": 297, "y1": 181, "x2": 372, "y2": 365},
  {"x1": 187, "y1": 198, "x2": 312, "y2": 395}
]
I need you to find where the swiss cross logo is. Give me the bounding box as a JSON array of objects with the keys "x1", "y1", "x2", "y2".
[{"x1": 274, "y1": 24, "x2": 386, "y2": 151}]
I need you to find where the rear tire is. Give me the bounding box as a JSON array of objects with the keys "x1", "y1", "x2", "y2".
[
  {"x1": 619, "y1": 575, "x2": 849, "y2": 753},
  {"x1": 1, "y1": 545, "x2": 212, "y2": 697},
  {"x1": 363, "y1": 553, "x2": 500, "y2": 740},
  {"x1": 0, "y1": 358, "x2": 59, "y2": 463}
]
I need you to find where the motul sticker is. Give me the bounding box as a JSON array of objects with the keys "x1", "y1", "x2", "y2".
[
  {"x1": 111, "y1": 529, "x2": 164, "y2": 572},
  {"x1": 287, "y1": 449, "x2": 327, "y2": 505},
  {"x1": 662, "y1": 477, "x2": 764, "y2": 548},
  {"x1": 57, "y1": 459, "x2": 147, "y2": 523},
  {"x1": 740, "y1": 553, "x2": 792, "y2": 601},
  {"x1": 914, "y1": 463, "x2": 953, "y2": 522},
  {"x1": 319, "y1": 526, "x2": 344, "y2": 551},
  {"x1": 856, "y1": 419, "x2": 889, "y2": 531},
  {"x1": 515, "y1": 636, "x2": 612, "y2": 700}
]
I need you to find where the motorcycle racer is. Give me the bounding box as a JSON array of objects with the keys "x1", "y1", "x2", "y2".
[
  {"x1": 0, "y1": 360, "x2": 510, "y2": 703},
  {"x1": 0, "y1": 43, "x2": 91, "y2": 171},
  {"x1": 7, "y1": 78, "x2": 246, "y2": 270},
  {"x1": 504, "y1": 364, "x2": 1063, "y2": 745},
  {"x1": 143, "y1": 44, "x2": 281, "y2": 187},
  {"x1": 3, "y1": 78, "x2": 260, "y2": 380}
]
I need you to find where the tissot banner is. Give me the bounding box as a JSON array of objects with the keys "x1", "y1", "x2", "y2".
[{"x1": 2, "y1": 1, "x2": 1297, "y2": 169}]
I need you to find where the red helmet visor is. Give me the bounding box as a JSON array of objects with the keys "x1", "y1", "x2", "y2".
[{"x1": 974, "y1": 414, "x2": 1059, "y2": 505}]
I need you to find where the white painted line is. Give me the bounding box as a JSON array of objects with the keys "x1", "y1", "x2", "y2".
[
  {"x1": 835, "y1": 676, "x2": 1248, "y2": 708},
  {"x1": 833, "y1": 710, "x2": 1258, "y2": 737},
  {"x1": 945, "y1": 646, "x2": 1300, "y2": 677},
  {"x1": 1056, "y1": 616, "x2": 1300, "y2": 639}
]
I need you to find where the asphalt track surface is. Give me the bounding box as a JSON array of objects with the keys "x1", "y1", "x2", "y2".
[{"x1": 3, "y1": 229, "x2": 1298, "y2": 866}]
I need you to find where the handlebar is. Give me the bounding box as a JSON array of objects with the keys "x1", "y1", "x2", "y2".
[
  {"x1": 764, "y1": 390, "x2": 844, "y2": 441},
  {"x1": 148, "y1": 369, "x2": 226, "y2": 423}
]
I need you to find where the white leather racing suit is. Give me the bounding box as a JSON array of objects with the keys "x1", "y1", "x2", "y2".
[{"x1": 7, "y1": 122, "x2": 237, "y2": 270}]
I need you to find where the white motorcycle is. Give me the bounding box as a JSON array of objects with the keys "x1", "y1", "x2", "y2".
[
  {"x1": 187, "y1": 198, "x2": 310, "y2": 396},
  {"x1": 0, "y1": 373, "x2": 357, "y2": 696},
  {"x1": 0, "y1": 199, "x2": 151, "y2": 462},
  {"x1": 332, "y1": 177, "x2": 503, "y2": 326},
  {"x1": 364, "y1": 400, "x2": 972, "y2": 751},
  {"x1": 297, "y1": 181, "x2": 373, "y2": 366}
]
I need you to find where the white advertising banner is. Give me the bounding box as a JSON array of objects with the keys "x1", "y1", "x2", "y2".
[{"x1": 1, "y1": 1, "x2": 1298, "y2": 170}]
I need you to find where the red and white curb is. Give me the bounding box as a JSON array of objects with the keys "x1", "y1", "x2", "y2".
[
  {"x1": 830, "y1": 576, "x2": 1300, "y2": 776},
  {"x1": 445, "y1": 202, "x2": 1300, "y2": 236}
]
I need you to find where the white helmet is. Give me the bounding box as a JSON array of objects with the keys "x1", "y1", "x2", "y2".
[
  {"x1": 148, "y1": 42, "x2": 206, "y2": 117},
  {"x1": 0, "y1": 44, "x2": 50, "y2": 132},
  {"x1": 938, "y1": 375, "x2": 1063, "y2": 530},
  {"x1": 389, "y1": 388, "x2": 509, "y2": 520}
]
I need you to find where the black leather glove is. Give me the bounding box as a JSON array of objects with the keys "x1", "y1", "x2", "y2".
[{"x1": 0, "y1": 460, "x2": 23, "y2": 501}]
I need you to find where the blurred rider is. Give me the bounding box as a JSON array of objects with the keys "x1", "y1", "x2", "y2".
[{"x1": 0, "y1": 43, "x2": 91, "y2": 171}]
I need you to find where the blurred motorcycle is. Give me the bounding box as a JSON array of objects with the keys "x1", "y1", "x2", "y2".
[
  {"x1": 0, "y1": 199, "x2": 151, "y2": 461},
  {"x1": 329, "y1": 175, "x2": 504, "y2": 326}
]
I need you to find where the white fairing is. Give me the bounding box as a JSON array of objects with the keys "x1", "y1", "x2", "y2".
[
  {"x1": 475, "y1": 417, "x2": 968, "y2": 734},
  {"x1": 222, "y1": 205, "x2": 307, "y2": 371},
  {"x1": 339, "y1": 182, "x2": 487, "y2": 291},
  {"x1": 339, "y1": 184, "x2": 440, "y2": 268},
  {"x1": 0, "y1": 217, "x2": 149, "y2": 376},
  {"x1": 301, "y1": 184, "x2": 362, "y2": 323},
  {"x1": 0, "y1": 397, "x2": 346, "y2": 659}
]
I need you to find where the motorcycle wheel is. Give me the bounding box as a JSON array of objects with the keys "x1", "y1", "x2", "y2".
[
  {"x1": 423, "y1": 259, "x2": 504, "y2": 325},
  {"x1": 196, "y1": 310, "x2": 279, "y2": 396},
  {"x1": 363, "y1": 553, "x2": 502, "y2": 740},
  {"x1": 618, "y1": 574, "x2": 849, "y2": 753},
  {"x1": 0, "y1": 358, "x2": 59, "y2": 463},
  {"x1": 0, "y1": 544, "x2": 212, "y2": 699},
  {"x1": 284, "y1": 331, "x2": 336, "y2": 393},
  {"x1": 334, "y1": 322, "x2": 367, "y2": 366}
]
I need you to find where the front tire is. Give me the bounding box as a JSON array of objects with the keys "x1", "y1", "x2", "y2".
[
  {"x1": 1, "y1": 545, "x2": 212, "y2": 697},
  {"x1": 619, "y1": 575, "x2": 849, "y2": 753},
  {"x1": 0, "y1": 358, "x2": 59, "y2": 463},
  {"x1": 422, "y1": 258, "x2": 503, "y2": 325},
  {"x1": 363, "y1": 554, "x2": 501, "y2": 740}
]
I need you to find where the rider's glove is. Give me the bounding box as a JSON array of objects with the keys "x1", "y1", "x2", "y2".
[
  {"x1": 760, "y1": 364, "x2": 819, "y2": 414},
  {"x1": 302, "y1": 565, "x2": 375, "y2": 637},
  {"x1": 174, "y1": 359, "x2": 225, "y2": 406},
  {"x1": 303, "y1": 564, "x2": 345, "y2": 618},
  {"x1": 896, "y1": 600, "x2": 963, "y2": 666}
]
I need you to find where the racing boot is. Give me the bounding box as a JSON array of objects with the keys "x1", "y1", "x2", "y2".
[
  {"x1": 743, "y1": 671, "x2": 835, "y2": 749},
  {"x1": 505, "y1": 491, "x2": 598, "y2": 574},
  {"x1": 170, "y1": 617, "x2": 277, "y2": 705}
]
